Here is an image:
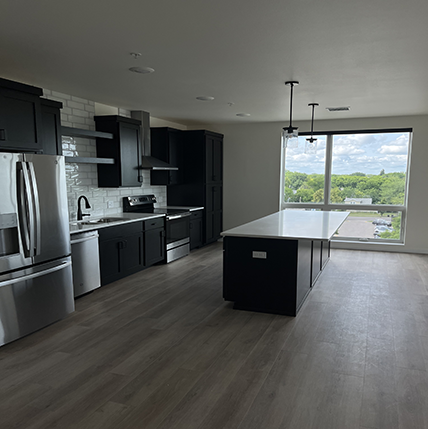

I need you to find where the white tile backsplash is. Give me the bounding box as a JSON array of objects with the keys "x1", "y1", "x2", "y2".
[{"x1": 43, "y1": 88, "x2": 167, "y2": 221}]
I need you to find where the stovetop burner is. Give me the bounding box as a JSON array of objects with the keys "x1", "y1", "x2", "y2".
[{"x1": 122, "y1": 195, "x2": 190, "y2": 218}]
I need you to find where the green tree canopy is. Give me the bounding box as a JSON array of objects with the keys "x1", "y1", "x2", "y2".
[
  {"x1": 284, "y1": 171, "x2": 308, "y2": 190},
  {"x1": 284, "y1": 170, "x2": 406, "y2": 205}
]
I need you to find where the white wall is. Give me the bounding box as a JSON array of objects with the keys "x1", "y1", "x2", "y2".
[
  {"x1": 198, "y1": 115, "x2": 428, "y2": 254},
  {"x1": 150, "y1": 117, "x2": 188, "y2": 130}
]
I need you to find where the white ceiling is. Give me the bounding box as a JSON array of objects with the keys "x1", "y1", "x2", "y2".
[{"x1": 1, "y1": 0, "x2": 428, "y2": 125}]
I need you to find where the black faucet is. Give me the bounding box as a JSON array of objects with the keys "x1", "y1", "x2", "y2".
[{"x1": 77, "y1": 195, "x2": 91, "y2": 221}]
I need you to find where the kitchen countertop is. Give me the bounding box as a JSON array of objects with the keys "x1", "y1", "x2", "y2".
[
  {"x1": 221, "y1": 210, "x2": 350, "y2": 241},
  {"x1": 159, "y1": 206, "x2": 204, "y2": 212},
  {"x1": 69, "y1": 212, "x2": 165, "y2": 235}
]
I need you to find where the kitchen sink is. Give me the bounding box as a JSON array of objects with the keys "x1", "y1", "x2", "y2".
[{"x1": 70, "y1": 217, "x2": 131, "y2": 226}]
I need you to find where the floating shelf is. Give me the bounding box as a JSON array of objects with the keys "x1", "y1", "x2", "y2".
[
  {"x1": 61, "y1": 126, "x2": 113, "y2": 140},
  {"x1": 65, "y1": 156, "x2": 115, "y2": 164}
]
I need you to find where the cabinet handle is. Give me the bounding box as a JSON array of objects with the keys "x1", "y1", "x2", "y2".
[{"x1": 0, "y1": 129, "x2": 7, "y2": 141}]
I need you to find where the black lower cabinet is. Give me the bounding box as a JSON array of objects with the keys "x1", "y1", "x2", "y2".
[
  {"x1": 98, "y1": 223, "x2": 144, "y2": 285},
  {"x1": 311, "y1": 240, "x2": 322, "y2": 286},
  {"x1": 321, "y1": 240, "x2": 330, "y2": 269},
  {"x1": 223, "y1": 236, "x2": 327, "y2": 316},
  {"x1": 98, "y1": 235, "x2": 123, "y2": 285},
  {"x1": 205, "y1": 210, "x2": 222, "y2": 244},
  {"x1": 122, "y1": 232, "x2": 144, "y2": 274},
  {"x1": 144, "y1": 218, "x2": 165, "y2": 266},
  {"x1": 189, "y1": 210, "x2": 203, "y2": 250},
  {"x1": 98, "y1": 218, "x2": 165, "y2": 286}
]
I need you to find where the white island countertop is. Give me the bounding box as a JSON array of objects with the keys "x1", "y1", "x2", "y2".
[{"x1": 221, "y1": 210, "x2": 350, "y2": 241}]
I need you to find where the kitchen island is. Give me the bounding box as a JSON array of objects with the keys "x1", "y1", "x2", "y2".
[{"x1": 222, "y1": 210, "x2": 349, "y2": 316}]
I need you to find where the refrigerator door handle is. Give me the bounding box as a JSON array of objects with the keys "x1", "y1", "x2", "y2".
[
  {"x1": 17, "y1": 161, "x2": 36, "y2": 258},
  {"x1": 0, "y1": 261, "x2": 72, "y2": 289},
  {"x1": 28, "y1": 161, "x2": 41, "y2": 256}
]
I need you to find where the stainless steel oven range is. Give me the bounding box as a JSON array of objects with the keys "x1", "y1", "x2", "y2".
[{"x1": 123, "y1": 195, "x2": 191, "y2": 263}]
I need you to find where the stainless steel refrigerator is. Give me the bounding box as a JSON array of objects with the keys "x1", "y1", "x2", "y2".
[{"x1": 0, "y1": 153, "x2": 74, "y2": 347}]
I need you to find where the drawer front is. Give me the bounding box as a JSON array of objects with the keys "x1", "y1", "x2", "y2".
[
  {"x1": 144, "y1": 217, "x2": 165, "y2": 231},
  {"x1": 98, "y1": 221, "x2": 143, "y2": 240},
  {"x1": 190, "y1": 210, "x2": 203, "y2": 220}
]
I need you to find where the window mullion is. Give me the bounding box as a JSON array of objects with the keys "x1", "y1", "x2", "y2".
[
  {"x1": 323, "y1": 134, "x2": 333, "y2": 211},
  {"x1": 279, "y1": 139, "x2": 286, "y2": 210}
]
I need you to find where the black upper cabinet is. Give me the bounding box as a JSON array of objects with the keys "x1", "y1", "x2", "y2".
[
  {"x1": 95, "y1": 115, "x2": 142, "y2": 187},
  {"x1": 180, "y1": 130, "x2": 223, "y2": 185},
  {"x1": 0, "y1": 78, "x2": 43, "y2": 152},
  {"x1": 150, "y1": 127, "x2": 183, "y2": 185},
  {"x1": 40, "y1": 98, "x2": 63, "y2": 155}
]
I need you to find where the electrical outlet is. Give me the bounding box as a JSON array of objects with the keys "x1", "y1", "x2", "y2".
[
  {"x1": 107, "y1": 201, "x2": 114, "y2": 208},
  {"x1": 252, "y1": 251, "x2": 267, "y2": 259}
]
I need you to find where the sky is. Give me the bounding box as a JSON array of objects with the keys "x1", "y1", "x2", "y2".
[{"x1": 285, "y1": 132, "x2": 410, "y2": 175}]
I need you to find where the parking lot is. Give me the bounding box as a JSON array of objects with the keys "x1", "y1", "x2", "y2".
[{"x1": 336, "y1": 215, "x2": 391, "y2": 239}]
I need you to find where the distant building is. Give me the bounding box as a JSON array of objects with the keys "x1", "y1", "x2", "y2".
[{"x1": 344, "y1": 198, "x2": 372, "y2": 205}]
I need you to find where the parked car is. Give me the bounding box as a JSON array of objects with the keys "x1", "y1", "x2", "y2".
[
  {"x1": 372, "y1": 218, "x2": 392, "y2": 226},
  {"x1": 374, "y1": 225, "x2": 393, "y2": 234}
]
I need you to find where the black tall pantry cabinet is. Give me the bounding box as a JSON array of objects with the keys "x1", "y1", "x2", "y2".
[{"x1": 162, "y1": 129, "x2": 224, "y2": 245}]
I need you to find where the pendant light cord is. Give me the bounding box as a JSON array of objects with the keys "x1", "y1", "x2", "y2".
[
  {"x1": 284, "y1": 81, "x2": 299, "y2": 133},
  {"x1": 289, "y1": 83, "x2": 294, "y2": 127},
  {"x1": 308, "y1": 103, "x2": 319, "y2": 141},
  {"x1": 310, "y1": 103, "x2": 315, "y2": 137}
]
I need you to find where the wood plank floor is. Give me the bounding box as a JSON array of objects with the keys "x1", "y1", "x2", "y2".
[{"x1": 1, "y1": 243, "x2": 428, "y2": 429}]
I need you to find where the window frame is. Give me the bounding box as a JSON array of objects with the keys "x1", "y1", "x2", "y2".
[{"x1": 279, "y1": 127, "x2": 413, "y2": 244}]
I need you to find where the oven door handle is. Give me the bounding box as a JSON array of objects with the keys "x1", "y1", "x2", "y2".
[{"x1": 167, "y1": 213, "x2": 191, "y2": 220}]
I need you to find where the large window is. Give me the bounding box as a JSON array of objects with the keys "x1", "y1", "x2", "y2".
[{"x1": 280, "y1": 129, "x2": 412, "y2": 243}]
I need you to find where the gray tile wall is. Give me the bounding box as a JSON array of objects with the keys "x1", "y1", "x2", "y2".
[{"x1": 42, "y1": 89, "x2": 166, "y2": 220}]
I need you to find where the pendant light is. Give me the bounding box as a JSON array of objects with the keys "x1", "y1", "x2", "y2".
[
  {"x1": 282, "y1": 81, "x2": 299, "y2": 148},
  {"x1": 305, "y1": 103, "x2": 319, "y2": 154}
]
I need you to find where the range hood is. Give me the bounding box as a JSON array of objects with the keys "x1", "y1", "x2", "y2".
[{"x1": 131, "y1": 110, "x2": 178, "y2": 171}]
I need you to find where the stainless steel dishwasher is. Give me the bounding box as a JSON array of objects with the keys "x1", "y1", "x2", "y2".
[{"x1": 70, "y1": 231, "x2": 101, "y2": 298}]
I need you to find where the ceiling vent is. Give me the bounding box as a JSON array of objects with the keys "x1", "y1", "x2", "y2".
[{"x1": 326, "y1": 106, "x2": 350, "y2": 112}]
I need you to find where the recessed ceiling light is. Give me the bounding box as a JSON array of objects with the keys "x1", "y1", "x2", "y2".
[
  {"x1": 129, "y1": 66, "x2": 155, "y2": 74},
  {"x1": 236, "y1": 113, "x2": 251, "y2": 117},
  {"x1": 196, "y1": 96, "x2": 214, "y2": 101},
  {"x1": 326, "y1": 106, "x2": 350, "y2": 112}
]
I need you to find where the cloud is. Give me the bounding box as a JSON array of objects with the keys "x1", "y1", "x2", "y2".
[
  {"x1": 378, "y1": 145, "x2": 407, "y2": 154},
  {"x1": 377, "y1": 134, "x2": 409, "y2": 154},
  {"x1": 334, "y1": 146, "x2": 365, "y2": 156}
]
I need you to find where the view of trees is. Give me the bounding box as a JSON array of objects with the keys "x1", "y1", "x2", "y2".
[{"x1": 284, "y1": 170, "x2": 406, "y2": 205}]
